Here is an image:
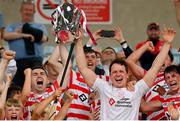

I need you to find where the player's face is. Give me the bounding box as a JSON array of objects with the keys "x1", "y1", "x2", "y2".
[
  {"x1": 110, "y1": 63, "x2": 128, "y2": 88},
  {"x1": 31, "y1": 69, "x2": 48, "y2": 93},
  {"x1": 5, "y1": 106, "x2": 22, "y2": 120},
  {"x1": 85, "y1": 52, "x2": 97, "y2": 71},
  {"x1": 164, "y1": 71, "x2": 180, "y2": 91}
]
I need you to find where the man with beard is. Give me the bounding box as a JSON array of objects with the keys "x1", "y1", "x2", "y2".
[{"x1": 136, "y1": 22, "x2": 164, "y2": 70}]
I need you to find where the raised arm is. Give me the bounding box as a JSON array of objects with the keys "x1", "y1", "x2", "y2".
[
  {"x1": 0, "y1": 50, "x2": 16, "y2": 92},
  {"x1": 143, "y1": 27, "x2": 176, "y2": 87},
  {"x1": 0, "y1": 75, "x2": 12, "y2": 120},
  {"x1": 126, "y1": 41, "x2": 154, "y2": 80},
  {"x1": 46, "y1": 45, "x2": 63, "y2": 79},
  {"x1": 75, "y1": 30, "x2": 97, "y2": 88},
  {"x1": 113, "y1": 27, "x2": 133, "y2": 58},
  {"x1": 31, "y1": 88, "x2": 63, "y2": 120},
  {"x1": 57, "y1": 42, "x2": 72, "y2": 88},
  {"x1": 53, "y1": 91, "x2": 74, "y2": 120},
  {"x1": 85, "y1": 29, "x2": 103, "y2": 46},
  {"x1": 167, "y1": 103, "x2": 180, "y2": 120},
  {"x1": 21, "y1": 68, "x2": 32, "y2": 105}
]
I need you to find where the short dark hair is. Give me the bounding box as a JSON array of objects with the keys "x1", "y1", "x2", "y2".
[
  {"x1": 164, "y1": 65, "x2": 180, "y2": 76},
  {"x1": 109, "y1": 58, "x2": 128, "y2": 74},
  {"x1": 7, "y1": 85, "x2": 22, "y2": 100},
  {"x1": 83, "y1": 46, "x2": 98, "y2": 57},
  {"x1": 31, "y1": 65, "x2": 48, "y2": 76},
  {"x1": 147, "y1": 22, "x2": 160, "y2": 30},
  {"x1": 102, "y1": 47, "x2": 117, "y2": 55}
]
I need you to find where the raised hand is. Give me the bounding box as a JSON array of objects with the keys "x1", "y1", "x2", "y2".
[
  {"x1": 24, "y1": 68, "x2": 32, "y2": 76},
  {"x1": 145, "y1": 41, "x2": 155, "y2": 52},
  {"x1": 75, "y1": 29, "x2": 84, "y2": 41},
  {"x1": 65, "y1": 91, "x2": 74, "y2": 102},
  {"x1": 167, "y1": 102, "x2": 179, "y2": 120},
  {"x1": 156, "y1": 86, "x2": 166, "y2": 96},
  {"x1": 162, "y1": 27, "x2": 176, "y2": 44},
  {"x1": 127, "y1": 80, "x2": 136, "y2": 91},
  {"x1": 113, "y1": 27, "x2": 124, "y2": 43},
  {"x1": 5, "y1": 74, "x2": 12, "y2": 86},
  {"x1": 2, "y1": 50, "x2": 16, "y2": 61},
  {"x1": 92, "y1": 29, "x2": 103, "y2": 40},
  {"x1": 53, "y1": 87, "x2": 64, "y2": 100}
]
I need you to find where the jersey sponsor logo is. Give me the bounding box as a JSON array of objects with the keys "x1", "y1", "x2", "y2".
[
  {"x1": 109, "y1": 98, "x2": 115, "y2": 106},
  {"x1": 115, "y1": 98, "x2": 132, "y2": 107},
  {"x1": 79, "y1": 94, "x2": 87, "y2": 102},
  {"x1": 78, "y1": 82, "x2": 87, "y2": 88}
]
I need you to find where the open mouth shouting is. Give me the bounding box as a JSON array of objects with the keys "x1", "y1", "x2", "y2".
[
  {"x1": 11, "y1": 116, "x2": 18, "y2": 120},
  {"x1": 36, "y1": 77, "x2": 44, "y2": 87},
  {"x1": 169, "y1": 82, "x2": 177, "y2": 88},
  {"x1": 87, "y1": 62, "x2": 94, "y2": 68}
]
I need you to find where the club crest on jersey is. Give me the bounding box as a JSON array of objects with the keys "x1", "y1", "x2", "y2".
[
  {"x1": 79, "y1": 94, "x2": 87, "y2": 102},
  {"x1": 109, "y1": 98, "x2": 115, "y2": 106}
]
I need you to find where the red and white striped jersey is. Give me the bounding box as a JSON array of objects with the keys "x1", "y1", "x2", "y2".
[
  {"x1": 23, "y1": 80, "x2": 61, "y2": 120},
  {"x1": 144, "y1": 71, "x2": 169, "y2": 120},
  {"x1": 159, "y1": 93, "x2": 180, "y2": 120},
  {"x1": 90, "y1": 75, "x2": 109, "y2": 109},
  {"x1": 66, "y1": 70, "x2": 91, "y2": 120},
  {"x1": 89, "y1": 75, "x2": 109, "y2": 120}
]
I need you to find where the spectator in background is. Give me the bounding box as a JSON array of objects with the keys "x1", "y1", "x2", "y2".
[
  {"x1": 101, "y1": 47, "x2": 117, "y2": 75},
  {"x1": 136, "y1": 22, "x2": 164, "y2": 70},
  {"x1": 85, "y1": 27, "x2": 129, "y2": 76},
  {"x1": 3, "y1": 0, "x2": 48, "y2": 87}
]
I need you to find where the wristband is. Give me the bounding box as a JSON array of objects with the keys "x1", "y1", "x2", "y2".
[{"x1": 120, "y1": 40, "x2": 128, "y2": 48}]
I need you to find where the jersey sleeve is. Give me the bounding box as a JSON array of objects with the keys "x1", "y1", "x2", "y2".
[
  {"x1": 135, "y1": 79, "x2": 150, "y2": 97},
  {"x1": 92, "y1": 76, "x2": 108, "y2": 94}
]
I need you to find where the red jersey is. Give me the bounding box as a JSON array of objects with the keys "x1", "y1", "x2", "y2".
[
  {"x1": 89, "y1": 75, "x2": 109, "y2": 120},
  {"x1": 23, "y1": 80, "x2": 60, "y2": 120}
]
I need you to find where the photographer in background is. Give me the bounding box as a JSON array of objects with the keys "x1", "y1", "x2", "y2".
[
  {"x1": 3, "y1": 0, "x2": 48, "y2": 87},
  {"x1": 85, "y1": 27, "x2": 133, "y2": 75}
]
